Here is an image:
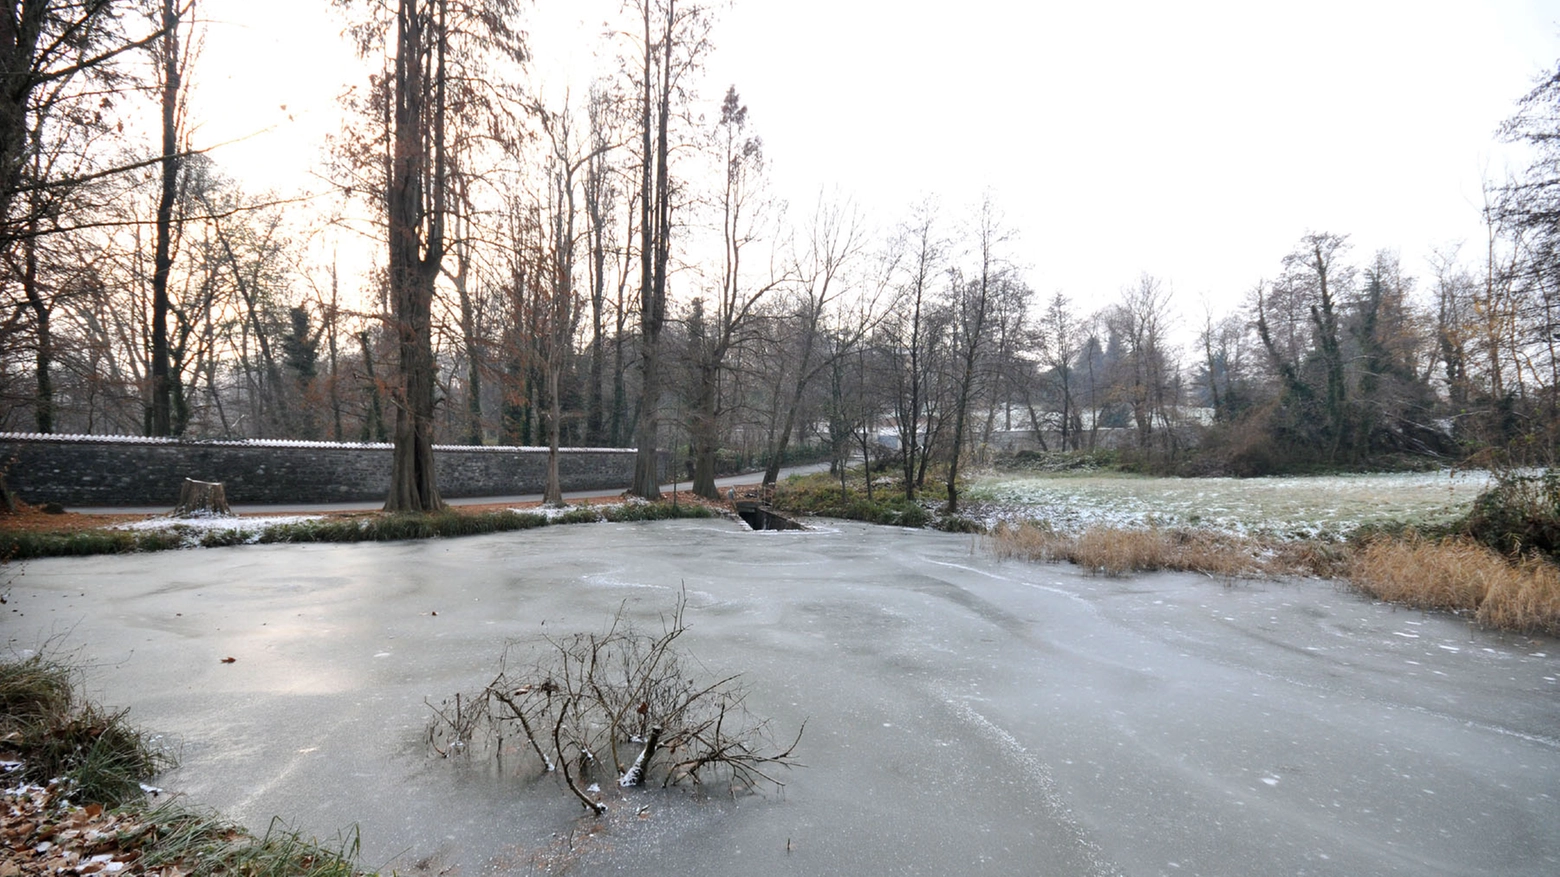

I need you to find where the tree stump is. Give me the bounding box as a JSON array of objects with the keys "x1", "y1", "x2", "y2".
[{"x1": 174, "y1": 479, "x2": 232, "y2": 517}]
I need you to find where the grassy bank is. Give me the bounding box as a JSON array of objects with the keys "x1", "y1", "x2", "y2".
[
  {"x1": 0, "y1": 499, "x2": 717, "y2": 560},
  {"x1": 769, "y1": 476, "x2": 931, "y2": 528},
  {"x1": 768, "y1": 470, "x2": 990, "y2": 532},
  {"x1": 0, "y1": 654, "x2": 370, "y2": 875}
]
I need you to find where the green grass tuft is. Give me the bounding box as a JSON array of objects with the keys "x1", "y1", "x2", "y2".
[
  {"x1": 602, "y1": 501, "x2": 715, "y2": 522},
  {"x1": 0, "y1": 654, "x2": 171, "y2": 806},
  {"x1": 136, "y1": 806, "x2": 366, "y2": 876},
  {"x1": 770, "y1": 474, "x2": 933, "y2": 527},
  {"x1": 0, "y1": 528, "x2": 187, "y2": 559},
  {"x1": 1, "y1": 654, "x2": 374, "y2": 873}
]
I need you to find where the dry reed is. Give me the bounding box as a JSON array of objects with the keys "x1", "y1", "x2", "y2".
[
  {"x1": 1351, "y1": 535, "x2": 1560, "y2": 635},
  {"x1": 988, "y1": 522, "x2": 1272, "y2": 578},
  {"x1": 989, "y1": 523, "x2": 1560, "y2": 635}
]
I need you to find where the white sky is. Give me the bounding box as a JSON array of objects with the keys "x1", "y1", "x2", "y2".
[{"x1": 189, "y1": 0, "x2": 1560, "y2": 319}]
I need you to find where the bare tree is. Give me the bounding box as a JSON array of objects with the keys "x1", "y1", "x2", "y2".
[
  {"x1": 626, "y1": 0, "x2": 712, "y2": 498},
  {"x1": 146, "y1": 0, "x2": 193, "y2": 436},
  {"x1": 0, "y1": 1, "x2": 166, "y2": 249},
  {"x1": 335, "y1": 0, "x2": 524, "y2": 512},
  {"x1": 1109, "y1": 274, "x2": 1176, "y2": 456},
  {"x1": 685, "y1": 85, "x2": 777, "y2": 498},
  {"x1": 530, "y1": 98, "x2": 603, "y2": 506},
  {"x1": 762, "y1": 193, "x2": 866, "y2": 486},
  {"x1": 582, "y1": 81, "x2": 622, "y2": 447},
  {"x1": 885, "y1": 199, "x2": 945, "y2": 498},
  {"x1": 942, "y1": 194, "x2": 1008, "y2": 513},
  {"x1": 1037, "y1": 291, "x2": 1081, "y2": 449}
]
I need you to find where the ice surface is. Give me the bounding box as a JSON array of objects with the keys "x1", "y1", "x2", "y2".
[{"x1": 8, "y1": 519, "x2": 1557, "y2": 876}]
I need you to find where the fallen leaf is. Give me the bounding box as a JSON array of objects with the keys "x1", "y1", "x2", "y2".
[{"x1": 220, "y1": 657, "x2": 236, "y2": 664}]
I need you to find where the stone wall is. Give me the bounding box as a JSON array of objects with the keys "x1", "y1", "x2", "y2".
[{"x1": 0, "y1": 434, "x2": 647, "y2": 507}]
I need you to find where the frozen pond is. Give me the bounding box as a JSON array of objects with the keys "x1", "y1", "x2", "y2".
[{"x1": 5, "y1": 518, "x2": 1558, "y2": 876}]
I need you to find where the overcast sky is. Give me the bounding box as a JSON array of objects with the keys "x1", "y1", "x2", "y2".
[{"x1": 192, "y1": 0, "x2": 1560, "y2": 319}]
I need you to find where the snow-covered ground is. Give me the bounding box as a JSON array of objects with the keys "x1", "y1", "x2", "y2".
[
  {"x1": 967, "y1": 468, "x2": 1492, "y2": 538},
  {"x1": 111, "y1": 513, "x2": 324, "y2": 545}
]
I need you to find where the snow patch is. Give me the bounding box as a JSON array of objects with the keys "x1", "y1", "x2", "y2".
[
  {"x1": 114, "y1": 514, "x2": 320, "y2": 531},
  {"x1": 112, "y1": 514, "x2": 322, "y2": 544}
]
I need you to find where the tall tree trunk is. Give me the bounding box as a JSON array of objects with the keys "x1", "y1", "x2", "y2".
[
  {"x1": 630, "y1": 1, "x2": 675, "y2": 498},
  {"x1": 383, "y1": 0, "x2": 445, "y2": 512},
  {"x1": 945, "y1": 397, "x2": 970, "y2": 513},
  {"x1": 585, "y1": 102, "x2": 609, "y2": 446},
  {"x1": 541, "y1": 111, "x2": 579, "y2": 506},
  {"x1": 22, "y1": 226, "x2": 51, "y2": 433},
  {"x1": 586, "y1": 230, "x2": 606, "y2": 446},
  {"x1": 946, "y1": 297, "x2": 986, "y2": 515},
  {"x1": 543, "y1": 359, "x2": 564, "y2": 504},
  {"x1": 454, "y1": 251, "x2": 484, "y2": 445},
  {"x1": 690, "y1": 360, "x2": 719, "y2": 498},
  {"x1": 900, "y1": 302, "x2": 923, "y2": 501},
  {"x1": 360, "y1": 330, "x2": 387, "y2": 442},
  {"x1": 328, "y1": 262, "x2": 344, "y2": 440},
  {"x1": 148, "y1": 0, "x2": 182, "y2": 437}
]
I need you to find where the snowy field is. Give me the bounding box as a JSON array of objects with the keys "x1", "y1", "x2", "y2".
[{"x1": 966, "y1": 468, "x2": 1494, "y2": 539}]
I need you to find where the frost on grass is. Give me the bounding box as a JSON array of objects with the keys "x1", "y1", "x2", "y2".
[
  {"x1": 967, "y1": 469, "x2": 1491, "y2": 540},
  {"x1": 112, "y1": 515, "x2": 323, "y2": 546}
]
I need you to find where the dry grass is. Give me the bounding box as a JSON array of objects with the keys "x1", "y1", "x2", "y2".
[
  {"x1": 1351, "y1": 536, "x2": 1560, "y2": 635},
  {"x1": 987, "y1": 521, "x2": 1073, "y2": 565},
  {"x1": 1072, "y1": 527, "x2": 1263, "y2": 577},
  {"x1": 990, "y1": 522, "x2": 1560, "y2": 635},
  {"x1": 988, "y1": 522, "x2": 1295, "y2": 578}
]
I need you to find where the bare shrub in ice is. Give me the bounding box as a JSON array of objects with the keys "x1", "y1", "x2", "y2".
[{"x1": 426, "y1": 593, "x2": 803, "y2": 815}]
